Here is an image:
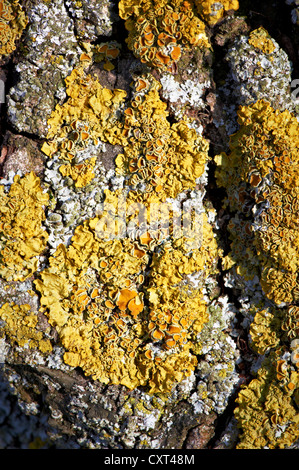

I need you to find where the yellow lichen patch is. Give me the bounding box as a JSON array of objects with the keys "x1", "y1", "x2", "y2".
[
  {"x1": 235, "y1": 354, "x2": 299, "y2": 449},
  {"x1": 215, "y1": 99, "x2": 299, "y2": 306},
  {"x1": 42, "y1": 65, "x2": 208, "y2": 199},
  {"x1": 118, "y1": 0, "x2": 210, "y2": 71},
  {"x1": 34, "y1": 203, "x2": 218, "y2": 393},
  {"x1": 216, "y1": 100, "x2": 299, "y2": 447},
  {"x1": 34, "y1": 217, "x2": 146, "y2": 386},
  {"x1": 249, "y1": 306, "x2": 284, "y2": 355},
  {"x1": 0, "y1": 172, "x2": 49, "y2": 282},
  {"x1": 0, "y1": 302, "x2": 52, "y2": 353},
  {"x1": 37, "y1": 60, "x2": 218, "y2": 394},
  {"x1": 195, "y1": 0, "x2": 239, "y2": 25},
  {"x1": 59, "y1": 157, "x2": 97, "y2": 188},
  {"x1": 115, "y1": 75, "x2": 209, "y2": 203},
  {"x1": 147, "y1": 216, "x2": 218, "y2": 350},
  {"x1": 40, "y1": 60, "x2": 128, "y2": 188},
  {"x1": 41, "y1": 62, "x2": 127, "y2": 158},
  {"x1": 248, "y1": 27, "x2": 276, "y2": 55},
  {"x1": 282, "y1": 306, "x2": 299, "y2": 341},
  {"x1": 235, "y1": 285, "x2": 299, "y2": 449},
  {"x1": 237, "y1": 299, "x2": 299, "y2": 448},
  {"x1": 0, "y1": 0, "x2": 28, "y2": 57}
]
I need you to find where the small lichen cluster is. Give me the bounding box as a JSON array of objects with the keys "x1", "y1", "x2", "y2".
[
  {"x1": 93, "y1": 41, "x2": 121, "y2": 71},
  {"x1": 0, "y1": 172, "x2": 49, "y2": 282},
  {"x1": 195, "y1": 0, "x2": 239, "y2": 25},
  {"x1": 0, "y1": 302, "x2": 52, "y2": 354},
  {"x1": 118, "y1": 0, "x2": 211, "y2": 71},
  {"x1": 0, "y1": 0, "x2": 27, "y2": 57},
  {"x1": 115, "y1": 74, "x2": 209, "y2": 203},
  {"x1": 247, "y1": 26, "x2": 276, "y2": 54}
]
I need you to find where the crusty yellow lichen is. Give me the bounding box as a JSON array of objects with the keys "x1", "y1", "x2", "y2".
[
  {"x1": 115, "y1": 74, "x2": 209, "y2": 203},
  {"x1": 0, "y1": 172, "x2": 49, "y2": 282},
  {"x1": 215, "y1": 99, "x2": 299, "y2": 305},
  {"x1": 36, "y1": 58, "x2": 218, "y2": 393},
  {"x1": 34, "y1": 202, "x2": 218, "y2": 393},
  {"x1": 118, "y1": 0, "x2": 210, "y2": 71},
  {"x1": 147, "y1": 228, "x2": 216, "y2": 351},
  {"x1": 0, "y1": 0, "x2": 28, "y2": 56},
  {"x1": 235, "y1": 351, "x2": 299, "y2": 449},
  {"x1": 41, "y1": 60, "x2": 127, "y2": 187},
  {"x1": 0, "y1": 302, "x2": 52, "y2": 353},
  {"x1": 215, "y1": 99, "x2": 299, "y2": 447},
  {"x1": 58, "y1": 157, "x2": 97, "y2": 188},
  {"x1": 249, "y1": 306, "x2": 283, "y2": 356},
  {"x1": 248, "y1": 27, "x2": 276, "y2": 54},
  {"x1": 42, "y1": 63, "x2": 209, "y2": 199},
  {"x1": 237, "y1": 305, "x2": 299, "y2": 449},
  {"x1": 43, "y1": 62, "x2": 126, "y2": 147},
  {"x1": 195, "y1": 0, "x2": 239, "y2": 25}
]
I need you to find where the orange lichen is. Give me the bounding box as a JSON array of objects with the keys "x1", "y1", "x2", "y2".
[
  {"x1": 118, "y1": 0, "x2": 210, "y2": 71},
  {"x1": 93, "y1": 41, "x2": 121, "y2": 71},
  {"x1": 195, "y1": 0, "x2": 239, "y2": 25},
  {"x1": 0, "y1": 172, "x2": 49, "y2": 282},
  {"x1": 0, "y1": 0, "x2": 28, "y2": 57},
  {"x1": 248, "y1": 27, "x2": 276, "y2": 54}
]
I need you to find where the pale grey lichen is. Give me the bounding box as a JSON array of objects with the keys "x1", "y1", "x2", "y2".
[
  {"x1": 65, "y1": 0, "x2": 118, "y2": 41},
  {"x1": 215, "y1": 30, "x2": 295, "y2": 136},
  {"x1": 160, "y1": 72, "x2": 210, "y2": 123},
  {"x1": 189, "y1": 296, "x2": 240, "y2": 415},
  {"x1": 43, "y1": 147, "x2": 124, "y2": 251},
  {"x1": 286, "y1": 0, "x2": 299, "y2": 25},
  {"x1": 7, "y1": 0, "x2": 81, "y2": 138}
]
